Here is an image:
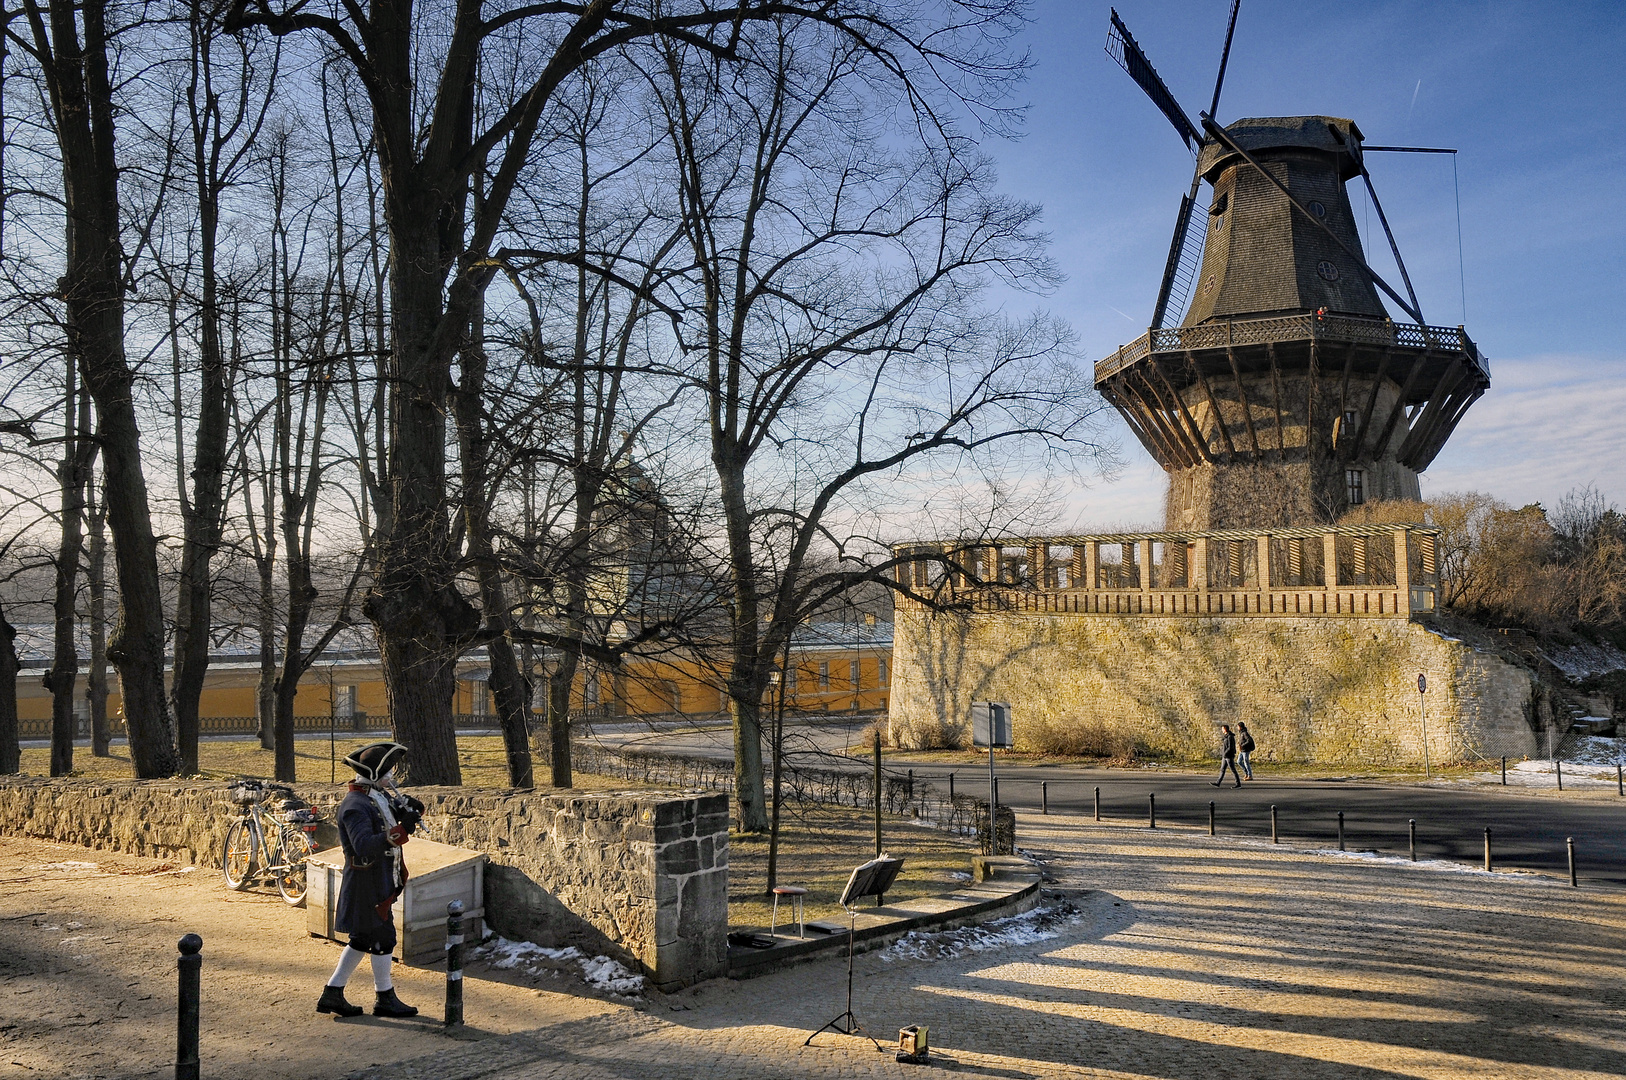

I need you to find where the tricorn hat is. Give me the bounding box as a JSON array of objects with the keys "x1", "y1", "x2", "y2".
[{"x1": 343, "y1": 741, "x2": 408, "y2": 783}]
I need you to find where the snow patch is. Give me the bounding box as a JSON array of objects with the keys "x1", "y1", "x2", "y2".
[
  {"x1": 878, "y1": 899, "x2": 1081, "y2": 963},
  {"x1": 1235, "y1": 838, "x2": 1559, "y2": 882},
  {"x1": 1542, "y1": 642, "x2": 1626, "y2": 680},
  {"x1": 30, "y1": 861, "x2": 100, "y2": 872},
  {"x1": 473, "y1": 936, "x2": 645, "y2": 997}
]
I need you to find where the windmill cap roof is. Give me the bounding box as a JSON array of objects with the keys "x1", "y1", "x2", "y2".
[{"x1": 1198, "y1": 115, "x2": 1366, "y2": 181}]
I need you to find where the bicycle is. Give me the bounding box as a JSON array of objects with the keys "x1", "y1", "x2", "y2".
[{"x1": 221, "y1": 778, "x2": 323, "y2": 906}]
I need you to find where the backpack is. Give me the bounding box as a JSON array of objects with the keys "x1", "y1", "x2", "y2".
[{"x1": 1240, "y1": 732, "x2": 1256, "y2": 753}]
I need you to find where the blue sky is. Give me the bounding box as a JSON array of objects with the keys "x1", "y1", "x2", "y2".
[{"x1": 988, "y1": 0, "x2": 1626, "y2": 527}]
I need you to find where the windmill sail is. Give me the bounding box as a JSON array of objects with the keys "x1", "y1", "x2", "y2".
[
  {"x1": 1152, "y1": 185, "x2": 1212, "y2": 328},
  {"x1": 1106, "y1": 10, "x2": 1202, "y2": 149}
]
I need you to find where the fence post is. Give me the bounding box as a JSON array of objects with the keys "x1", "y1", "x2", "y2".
[
  {"x1": 1501, "y1": 756, "x2": 1507, "y2": 785},
  {"x1": 993, "y1": 777, "x2": 999, "y2": 808},
  {"x1": 1208, "y1": 800, "x2": 1215, "y2": 836},
  {"x1": 1148, "y1": 793, "x2": 1156, "y2": 829},
  {"x1": 1042, "y1": 781, "x2": 1048, "y2": 815},
  {"x1": 176, "y1": 934, "x2": 202, "y2": 1080},
  {"x1": 1337, "y1": 811, "x2": 1345, "y2": 851},
  {"x1": 445, "y1": 901, "x2": 465, "y2": 1026},
  {"x1": 948, "y1": 772, "x2": 954, "y2": 800},
  {"x1": 1094, "y1": 786, "x2": 1100, "y2": 822},
  {"x1": 1567, "y1": 837, "x2": 1577, "y2": 887},
  {"x1": 1484, "y1": 827, "x2": 1492, "y2": 872},
  {"x1": 1618, "y1": 763, "x2": 1623, "y2": 797},
  {"x1": 1271, "y1": 805, "x2": 1278, "y2": 844},
  {"x1": 1409, "y1": 819, "x2": 1416, "y2": 862},
  {"x1": 1556, "y1": 759, "x2": 1563, "y2": 791}
]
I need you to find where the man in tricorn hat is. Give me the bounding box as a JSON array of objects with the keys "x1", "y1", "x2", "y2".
[{"x1": 316, "y1": 741, "x2": 423, "y2": 1018}]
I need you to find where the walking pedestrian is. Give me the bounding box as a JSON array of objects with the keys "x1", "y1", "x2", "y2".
[
  {"x1": 1237, "y1": 722, "x2": 1256, "y2": 781},
  {"x1": 316, "y1": 741, "x2": 425, "y2": 1019},
  {"x1": 1211, "y1": 724, "x2": 1242, "y2": 788}
]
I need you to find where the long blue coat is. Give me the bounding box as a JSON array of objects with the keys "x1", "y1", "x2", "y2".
[{"x1": 334, "y1": 788, "x2": 401, "y2": 935}]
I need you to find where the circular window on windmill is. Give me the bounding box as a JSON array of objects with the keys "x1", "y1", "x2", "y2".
[
  {"x1": 1203, "y1": 275, "x2": 1215, "y2": 294},
  {"x1": 1316, "y1": 260, "x2": 1340, "y2": 282},
  {"x1": 1308, "y1": 200, "x2": 1327, "y2": 219}
]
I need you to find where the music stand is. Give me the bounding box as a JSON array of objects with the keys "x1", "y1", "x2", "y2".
[{"x1": 804, "y1": 855, "x2": 904, "y2": 1049}]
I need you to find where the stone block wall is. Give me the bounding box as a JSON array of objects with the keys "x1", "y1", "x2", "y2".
[
  {"x1": 0, "y1": 778, "x2": 729, "y2": 990},
  {"x1": 889, "y1": 606, "x2": 1540, "y2": 765}
]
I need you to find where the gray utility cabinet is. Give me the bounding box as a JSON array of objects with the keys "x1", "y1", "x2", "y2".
[{"x1": 307, "y1": 837, "x2": 487, "y2": 966}]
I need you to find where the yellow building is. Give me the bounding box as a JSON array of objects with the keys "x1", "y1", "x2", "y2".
[{"x1": 13, "y1": 620, "x2": 893, "y2": 738}]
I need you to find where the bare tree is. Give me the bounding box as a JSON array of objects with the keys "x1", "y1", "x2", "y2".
[
  {"x1": 162, "y1": 0, "x2": 279, "y2": 773},
  {"x1": 222, "y1": 0, "x2": 1031, "y2": 786},
  {"x1": 15, "y1": 0, "x2": 179, "y2": 776},
  {"x1": 46, "y1": 370, "x2": 93, "y2": 774}
]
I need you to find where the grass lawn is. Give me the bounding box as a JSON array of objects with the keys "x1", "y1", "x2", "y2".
[{"x1": 726, "y1": 802, "x2": 977, "y2": 931}]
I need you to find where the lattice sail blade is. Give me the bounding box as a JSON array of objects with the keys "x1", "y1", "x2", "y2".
[
  {"x1": 1153, "y1": 180, "x2": 1210, "y2": 328},
  {"x1": 1107, "y1": 9, "x2": 1202, "y2": 149}
]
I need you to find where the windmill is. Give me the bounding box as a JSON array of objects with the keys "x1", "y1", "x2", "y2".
[{"x1": 1097, "y1": 4, "x2": 1489, "y2": 530}]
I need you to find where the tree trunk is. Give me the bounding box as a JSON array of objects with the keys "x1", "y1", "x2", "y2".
[
  {"x1": 86, "y1": 479, "x2": 110, "y2": 756},
  {"x1": 256, "y1": 565, "x2": 276, "y2": 749},
  {"x1": 717, "y1": 455, "x2": 769, "y2": 831},
  {"x1": 49, "y1": 380, "x2": 92, "y2": 776},
  {"x1": 0, "y1": 604, "x2": 18, "y2": 774},
  {"x1": 453, "y1": 292, "x2": 533, "y2": 788},
  {"x1": 363, "y1": 224, "x2": 472, "y2": 786},
  {"x1": 30, "y1": 0, "x2": 178, "y2": 777},
  {"x1": 547, "y1": 654, "x2": 577, "y2": 789}
]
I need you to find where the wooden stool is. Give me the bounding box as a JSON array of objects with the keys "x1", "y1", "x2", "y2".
[{"x1": 771, "y1": 885, "x2": 808, "y2": 938}]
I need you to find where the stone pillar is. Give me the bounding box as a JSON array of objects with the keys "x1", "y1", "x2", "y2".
[
  {"x1": 1028, "y1": 543, "x2": 1048, "y2": 588},
  {"x1": 1139, "y1": 539, "x2": 1154, "y2": 593},
  {"x1": 1192, "y1": 538, "x2": 1208, "y2": 594},
  {"x1": 1394, "y1": 529, "x2": 1411, "y2": 614},
  {"x1": 1322, "y1": 533, "x2": 1338, "y2": 589},
  {"x1": 1256, "y1": 535, "x2": 1272, "y2": 590},
  {"x1": 1085, "y1": 541, "x2": 1099, "y2": 591}
]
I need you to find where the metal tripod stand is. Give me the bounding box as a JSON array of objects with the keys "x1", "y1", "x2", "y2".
[{"x1": 803, "y1": 905, "x2": 881, "y2": 1049}]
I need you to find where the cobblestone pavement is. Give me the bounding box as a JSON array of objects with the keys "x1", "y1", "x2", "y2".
[{"x1": 346, "y1": 813, "x2": 1626, "y2": 1080}]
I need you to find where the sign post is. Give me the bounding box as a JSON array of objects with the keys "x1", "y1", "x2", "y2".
[
  {"x1": 971, "y1": 702, "x2": 1013, "y2": 850},
  {"x1": 1417, "y1": 673, "x2": 1430, "y2": 778}
]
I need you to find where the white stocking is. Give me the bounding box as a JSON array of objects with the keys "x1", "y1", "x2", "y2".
[
  {"x1": 327, "y1": 947, "x2": 366, "y2": 989},
  {"x1": 371, "y1": 952, "x2": 394, "y2": 992}
]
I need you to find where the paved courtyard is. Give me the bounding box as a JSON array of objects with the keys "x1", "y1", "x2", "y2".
[{"x1": 5, "y1": 811, "x2": 1625, "y2": 1079}]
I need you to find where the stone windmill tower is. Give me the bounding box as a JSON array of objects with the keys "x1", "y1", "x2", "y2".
[{"x1": 1098, "y1": 6, "x2": 1489, "y2": 530}]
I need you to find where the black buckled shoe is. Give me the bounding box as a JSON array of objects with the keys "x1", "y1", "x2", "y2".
[
  {"x1": 373, "y1": 987, "x2": 418, "y2": 1018},
  {"x1": 317, "y1": 985, "x2": 363, "y2": 1018}
]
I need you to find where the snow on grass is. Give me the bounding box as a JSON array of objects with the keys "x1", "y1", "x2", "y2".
[
  {"x1": 878, "y1": 898, "x2": 1082, "y2": 963},
  {"x1": 473, "y1": 935, "x2": 645, "y2": 997},
  {"x1": 1232, "y1": 837, "x2": 1559, "y2": 883}
]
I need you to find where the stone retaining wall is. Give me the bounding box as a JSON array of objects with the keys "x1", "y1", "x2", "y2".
[
  {"x1": 0, "y1": 777, "x2": 728, "y2": 990},
  {"x1": 889, "y1": 608, "x2": 1545, "y2": 764}
]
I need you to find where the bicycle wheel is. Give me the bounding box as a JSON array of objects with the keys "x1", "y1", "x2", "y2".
[
  {"x1": 221, "y1": 818, "x2": 256, "y2": 890},
  {"x1": 276, "y1": 828, "x2": 314, "y2": 906}
]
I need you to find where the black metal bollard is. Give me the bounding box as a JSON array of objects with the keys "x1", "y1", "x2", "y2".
[
  {"x1": 1337, "y1": 811, "x2": 1345, "y2": 852},
  {"x1": 176, "y1": 934, "x2": 202, "y2": 1080},
  {"x1": 1567, "y1": 837, "x2": 1577, "y2": 888},
  {"x1": 1208, "y1": 800, "x2": 1215, "y2": 836},
  {"x1": 907, "y1": 770, "x2": 914, "y2": 801},
  {"x1": 993, "y1": 777, "x2": 999, "y2": 807},
  {"x1": 1148, "y1": 793, "x2": 1156, "y2": 829},
  {"x1": 1618, "y1": 763, "x2": 1623, "y2": 797},
  {"x1": 445, "y1": 901, "x2": 465, "y2": 1026},
  {"x1": 1502, "y1": 757, "x2": 1507, "y2": 785},
  {"x1": 1409, "y1": 819, "x2": 1417, "y2": 862},
  {"x1": 1556, "y1": 759, "x2": 1563, "y2": 791},
  {"x1": 1484, "y1": 827, "x2": 1493, "y2": 872},
  {"x1": 1271, "y1": 805, "x2": 1278, "y2": 844},
  {"x1": 1042, "y1": 781, "x2": 1048, "y2": 815},
  {"x1": 948, "y1": 772, "x2": 954, "y2": 800},
  {"x1": 1094, "y1": 786, "x2": 1100, "y2": 822}
]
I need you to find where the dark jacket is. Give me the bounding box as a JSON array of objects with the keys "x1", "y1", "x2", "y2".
[
  {"x1": 1221, "y1": 731, "x2": 1236, "y2": 759},
  {"x1": 1239, "y1": 729, "x2": 1256, "y2": 753},
  {"x1": 334, "y1": 787, "x2": 401, "y2": 934}
]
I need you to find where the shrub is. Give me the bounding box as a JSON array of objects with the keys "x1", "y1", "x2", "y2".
[{"x1": 1021, "y1": 716, "x2": 1142, "y2": 761}]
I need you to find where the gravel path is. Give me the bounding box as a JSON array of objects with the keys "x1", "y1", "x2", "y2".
[{"x1": 5, "y1": 810, "x2": 1625, "y2": 1079}]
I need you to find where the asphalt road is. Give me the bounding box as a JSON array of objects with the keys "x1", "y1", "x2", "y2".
[{"x1": 905, "y1": 761, "x2": 1626, "y2": 887}]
